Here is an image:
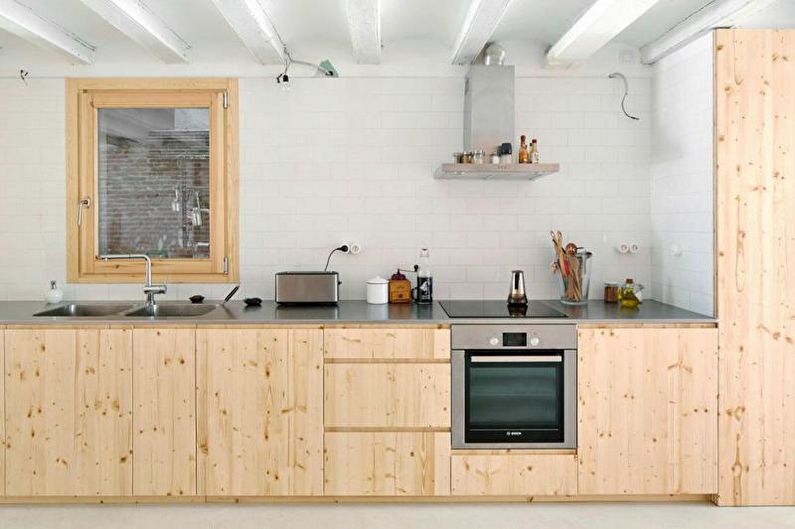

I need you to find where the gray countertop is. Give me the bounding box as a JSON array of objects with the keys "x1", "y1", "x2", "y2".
[{"x1": 0, "y1": 299, "x2": 716, "y2": 325}]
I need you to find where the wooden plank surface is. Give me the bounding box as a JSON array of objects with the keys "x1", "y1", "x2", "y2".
[
  {"x1": 577, "y1": 327, "x2": 718, "y2": 495},
  {"x1": 324, "y1": 363, "x2": 450, "y2": 429},
  {"x1": 450, "y1": 454, "x2": 577, "y2": 496},
  {"x1": 132, "y1": 328, "x2": 196, "y2": 497},
  {"x1": 715, "y1": 29, "x2": 795, "y2": 506},
  {"x1": 0, "y1": 329, "x2": 3, "y2": 497},
  {"x1": 196, "y1": 328, "x2": 323, "y2": 496},
  {"x1": 4, "y1": 328, "x2": 133, "y2": 496},
  {"x1": 323, "y1": 328, "x2": 450, "y2": 360},
  {"x1": 324, "y1": 432, "x2": 450, "y2": 496}
]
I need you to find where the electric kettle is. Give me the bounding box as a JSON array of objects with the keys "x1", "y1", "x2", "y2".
[{"x1": 507, "y1": 270, "x2": 528, "y2": 306}]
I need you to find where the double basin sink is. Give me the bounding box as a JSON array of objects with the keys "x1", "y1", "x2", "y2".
[{"x1": 33, "y1": 303, "x2": 229, "y2": 319}]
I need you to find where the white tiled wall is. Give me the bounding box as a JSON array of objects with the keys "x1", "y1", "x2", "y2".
[
  {"x1": 0, "y1": 73, "x2": 652, "y2": 302},
  {"x1": 650, "y1": 34, "x2": 714, "y2": 315}
]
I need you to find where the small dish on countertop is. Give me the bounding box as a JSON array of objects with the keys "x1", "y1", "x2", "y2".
[
  {"x1": 244, "y1": 297, "x2": 262, "y2": 307},
  {"x1": 189, "y1": 295, "x2": 205, "y2": 304}
]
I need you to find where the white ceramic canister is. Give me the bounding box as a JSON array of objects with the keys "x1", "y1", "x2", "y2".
[{"x1": 366, "y1": 276, "x2": 389, "y2": 304}]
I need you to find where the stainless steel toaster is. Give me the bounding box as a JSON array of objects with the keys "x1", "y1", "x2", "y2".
[{"x1": 275, "y1": 271, "x2": 340, "y2": 305}]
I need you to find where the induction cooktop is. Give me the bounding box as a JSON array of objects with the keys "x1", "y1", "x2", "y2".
[{"x1": 439, "y1": 300, "x2": 568, "y2": 319}]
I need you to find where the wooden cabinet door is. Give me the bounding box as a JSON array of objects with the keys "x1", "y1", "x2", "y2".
[
  {"x1": 451, "y1": 453, "x2": 577, "y2": 496},
  {"x1": 0, "y1": 328, "x2": 4, "y2": 497},
  {"x1": 577, "y1": 327, "x2": 718, "y2": 495},
  {"x1": 324, "y1": 432, "x2": 450, "y2": 496},
  {"x1": 4, "y1": 327, "x2": 133, "y2": 497},
  {"x1": 132, "y1": 328, "x2": 196, "y2": 497},
  {"x1": 325, "y1": 363, "x2": 450, "y2": 429},
  {"x1": 196, "y1": 327, "x2": 323, "y2": 496}
]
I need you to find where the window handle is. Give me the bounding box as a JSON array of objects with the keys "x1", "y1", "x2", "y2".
[{"x1": 77, "y1": 197, "x2": 91, "y2": 226}]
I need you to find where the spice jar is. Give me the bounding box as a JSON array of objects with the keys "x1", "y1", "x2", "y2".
[
  {"x1": 603, "y1": 282, "x2": 619, "y2": 303},
  {"x1": 472, "y1": 150, "x2": 485, "y2": 164},
  {"x1": 462, "y1": 151, "x2": 473, "y2": 164},
  {"x1": 490, "y1": 152, "x2": 500, "y2": 164}
]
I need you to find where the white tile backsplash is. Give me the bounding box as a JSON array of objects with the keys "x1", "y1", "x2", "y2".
[
  {"x1": 650, "y1": 34, "x2": 715, "y2": 316},
  {"x1": 0, "y1": 73, "x2": 653, "y2": 302}
]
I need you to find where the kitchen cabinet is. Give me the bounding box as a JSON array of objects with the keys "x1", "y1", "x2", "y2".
[
  {"x1": 324, "y1": 432, "x2": 450, "y2": 496},
  {"x1": 4, "y1": 327, "x2": 133, "y2": 497},
  {"x1": 324, "y1": 327, "x2": 450, "y2": 360},
  {"x1": 0, "y1": 329, "x2": 4, "y2": 497},
  {"x1": 196, "y1": 327, "x2": 323, "y2": 496},
  {"x1": 450, "y1": 452, "x2": 577, "y2": 496},
  {"x1": 324, "y1": 363, "x2": 450, "y2": 429},
  {"x1": 715, "y1": 29, "x2": 795, "y2": 506},
  {"x1": 323, "y1": 326, "x2": 451, "y2": 496},
  {"x1": 577, "y1": 326, "x2": 718, "y2": 495},
  {"x1": 132, "y1": 328, "x2": 196, "y2": 497}
]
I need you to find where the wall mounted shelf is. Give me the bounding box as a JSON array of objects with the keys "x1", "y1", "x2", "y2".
[{"x1": 434, "y1": 163, "x2": 560, "y2": 180}]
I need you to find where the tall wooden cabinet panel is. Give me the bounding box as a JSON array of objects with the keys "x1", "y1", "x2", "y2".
[
  {"x1": 577, "y1": 327, "x2": 718, "y2": 495},
  {"x1": 324, "y1": 432, "x2": 450, "y2": 496},
  {"x1": 4, "y1": 327, "x2": 133, "y2": 496},
  {"x1": 196, "y1": 327, "x2": 323, "y2": 496},
  {"x1": 132, "y1": 328, "x2": 196, "y2": 497},
  {"x1": 715, "y1": 29, "x2": 795, "y2": 506}
]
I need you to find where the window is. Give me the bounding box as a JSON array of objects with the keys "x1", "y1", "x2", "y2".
[{"x1": 66, "y1": 78, "x2": 238, "y2": 283}]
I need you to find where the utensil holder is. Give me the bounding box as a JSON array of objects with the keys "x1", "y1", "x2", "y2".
[{"x1": 558, "y1": 250, "x2": 592, "y2": 306}]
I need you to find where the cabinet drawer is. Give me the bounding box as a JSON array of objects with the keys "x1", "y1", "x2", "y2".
[
  {"x1": 324, "y1": 432, "x2": 450, "y2": 496},
  {"x1": 324, "y1": 363, "x2": 450, "y2": 428},
  {"x1": 451, "y1": 453, "x2": 577, "y2": 496},
  {"x1": 324, "y1": 328, "x2": 450, "y2": 360}
]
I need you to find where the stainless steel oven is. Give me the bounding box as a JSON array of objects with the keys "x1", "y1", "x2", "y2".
[{"x1": 451, "y1": 324, "x2": 577, "y2": 449}]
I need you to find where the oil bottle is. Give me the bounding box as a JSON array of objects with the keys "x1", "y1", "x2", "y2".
[{"x1": 618, "y1": 278, "x2": 643, "y2": 309}]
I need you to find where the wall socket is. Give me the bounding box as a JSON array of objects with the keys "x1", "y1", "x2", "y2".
[{"x1": 344, "y1": 242, "x2": 362, "y2": 255}]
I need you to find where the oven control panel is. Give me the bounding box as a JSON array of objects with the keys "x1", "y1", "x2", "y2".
[{"x1": 451, "y1": 324, "x2": 577, "y2": 350}]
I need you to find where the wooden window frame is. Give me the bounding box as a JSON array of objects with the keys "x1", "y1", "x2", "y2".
[{"x1": 66, "y1": 78, "x2": 239, "y2": 283}]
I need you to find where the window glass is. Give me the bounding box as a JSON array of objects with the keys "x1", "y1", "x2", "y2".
[{"x1": 97, "y1": 107, "x2": 210, "y2": 259}]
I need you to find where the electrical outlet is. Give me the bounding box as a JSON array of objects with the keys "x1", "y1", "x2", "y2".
[{"x1": 349, "y1": 243, "x2": 362, "y2": 255}]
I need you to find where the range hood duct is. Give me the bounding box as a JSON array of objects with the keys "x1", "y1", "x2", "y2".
[{"x1": 463, "y1": 63, "x2": 515, "y2": 153}]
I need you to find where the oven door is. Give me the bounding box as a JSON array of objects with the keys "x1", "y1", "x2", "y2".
[{"x1": 452, "y1": 349, "x2": 576, "y2": 449}]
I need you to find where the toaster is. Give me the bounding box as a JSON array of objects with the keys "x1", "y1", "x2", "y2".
[{"x1": 275, "y1": 271, "x2": 340, "y2": 305}]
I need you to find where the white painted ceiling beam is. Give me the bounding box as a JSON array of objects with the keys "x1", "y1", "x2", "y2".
[
  {"x1": 0, "y1": 0, "x2": 95, "y2": 64},
  {"x1": 451, "y1": 0, "x2": 512, "y2": 65},
  {"x1": 346, "y1": 0, "x2": 380, "y2": 64},
  {"x1": 209, "y1": 0, "x2": 284, "y2": 65},
  {"x1": 641, "y1": 0, "x2": 779, "y2": 64},
  {"x1": 546, "y1": 0, "x2": 662, "y2": 67},
  {"x1": 78, "y1": 0, "x2": 190, "y2": 63}
]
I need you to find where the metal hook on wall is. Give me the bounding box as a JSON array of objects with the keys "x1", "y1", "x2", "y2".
[
  {"x1": 19, "y1": 69, "x2": 29, "y2": 86},
  {"x1": 608, "y1": 72, "x2": 640, "y2": 121}
]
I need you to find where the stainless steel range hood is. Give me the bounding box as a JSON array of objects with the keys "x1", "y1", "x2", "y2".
[{"x1": 463, "y1": 64, "x2": 515, "y2": 153}]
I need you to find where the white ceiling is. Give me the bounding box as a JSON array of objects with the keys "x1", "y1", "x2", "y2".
[{"x1": 0, "y1": 0, "x2": 793, "y2": 71}]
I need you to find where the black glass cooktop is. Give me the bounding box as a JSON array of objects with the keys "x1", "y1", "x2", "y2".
[{"x1": 439, "y1": 300, "x2": 568, "y2": 319}]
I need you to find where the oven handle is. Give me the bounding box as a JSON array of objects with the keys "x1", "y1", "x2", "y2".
[{"x1": 470, "y1": 355, "x2": 562, "y2": 363}]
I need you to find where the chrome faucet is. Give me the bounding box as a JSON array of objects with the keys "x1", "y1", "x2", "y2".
[{"x1": 99, "y1": 254, "x2": 167, "y2": 307}]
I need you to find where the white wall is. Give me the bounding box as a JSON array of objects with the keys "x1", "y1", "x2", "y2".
[
  {"x1": 0, "y1": 64, "x2": 653, "y2": 302},
  {"x1": 649, "y1": 34, "x2": 714, "y2": 316}
]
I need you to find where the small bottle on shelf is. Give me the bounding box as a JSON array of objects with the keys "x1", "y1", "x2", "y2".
[
  {"x1": 529, "y1": 138, "x2": 540, "y2": 164},
  {"x1": 518, "y1": 135, "x2": 529, "y2": 164}
]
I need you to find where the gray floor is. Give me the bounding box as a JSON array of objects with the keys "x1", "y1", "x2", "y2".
[{"x1": 1, "y1": 503, "x2": 794, "y2": 529}]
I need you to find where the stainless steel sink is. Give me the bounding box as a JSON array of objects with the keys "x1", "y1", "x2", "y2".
[
  {"x1": 124, "y1": 304, "x2": 220, "y2": 318},
  {"x1": 34, "y1": 303, "x2": 135, "y2": 317}
]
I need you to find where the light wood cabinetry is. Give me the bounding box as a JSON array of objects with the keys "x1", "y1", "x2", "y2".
[
  {"x1": 324, "y1": 363, "x2": 450, "y2": 429},
  {"x1": 577, "y1": 326, "x2": 718, "y2": 495},
  {"x1": 324, "y1": 432, "x2": 450, "y2": 496},
  {"x1": 196, "y1": 327, "x2": 323, "y2": 496},
  {"x1": 0, "y1": 329, "x2": 4, "y2": 497},
  {"x1": 324, "y1": 327, "x2": 450, "y2": 360},
  {"x1": 132, "y1": 328, "x2": 196, "y2": 497},
  {"x1": 322, "y1": 326, "x2": 451, "y2": 496},
  {"x1": 715, "y1": 29, "x2": 795, "y2": 506},
  {"x1": 4, "y1": 327, "x2": 133, "y2": 496},
  {"x1": 450, "y1": 452, "x2": 577, "y2": 496}
]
